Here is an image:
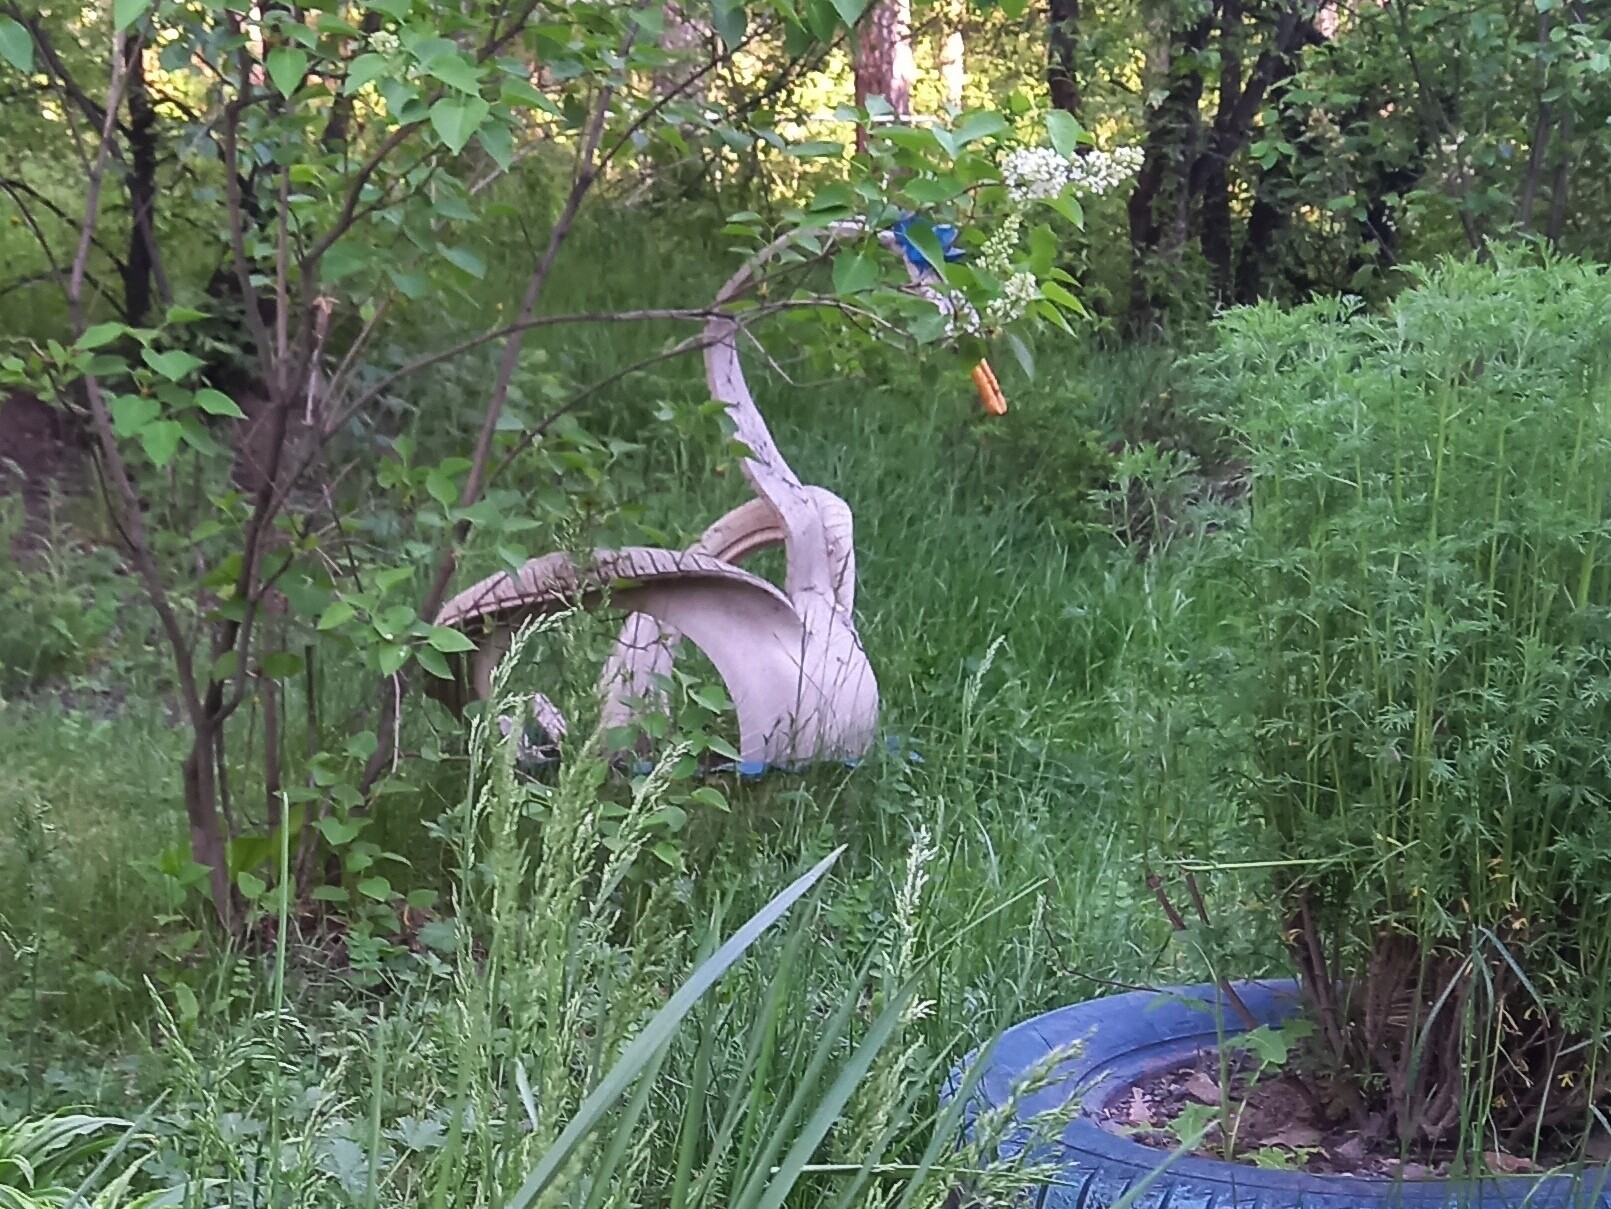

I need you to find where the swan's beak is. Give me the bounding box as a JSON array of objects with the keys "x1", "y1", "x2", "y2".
[{"x1": 972, "y1": 360, "x2": 1007, "y2": 416}]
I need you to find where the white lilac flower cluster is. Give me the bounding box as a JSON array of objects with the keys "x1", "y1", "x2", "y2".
[
  {"x1": 985, "y1": 270, "x2": 1040, "y2": 328},
  {"x1": 1067, "y1": 145, "x2": 1145, "y2": 194},
  {"x1": 974, "y1": 208, "x2": 1022, "y2": 281},
  {"x1": 367, "y1": 29, "x2": 401, "y2": 55},
  {"x1": 999, "y1": 144, "x2": 1143, "y2": 206},
  {"x1": 1000, "y1": 146, "x2": 1077, "y2": 204},
  {"x1": 973, "y1": 142, "x2": 1142, "y2": 329}
]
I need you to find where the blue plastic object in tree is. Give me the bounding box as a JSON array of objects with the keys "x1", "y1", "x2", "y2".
[{"x1": 892, "y1": 214, "x2": 964, "y2": 274}]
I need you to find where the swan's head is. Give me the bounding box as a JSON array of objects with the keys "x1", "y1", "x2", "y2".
[{"x1": 890, "y1": 214, "x2": 1008, "y2": 418}]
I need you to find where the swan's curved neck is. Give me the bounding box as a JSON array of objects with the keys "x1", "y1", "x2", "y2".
[{"x1": 704, "y1": 220, "x2": 935, "y2": 504}]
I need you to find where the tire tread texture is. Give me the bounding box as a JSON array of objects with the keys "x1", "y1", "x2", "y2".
[{"x1": 944, "y1": 980, "x2": 1611, "y2": 1209}]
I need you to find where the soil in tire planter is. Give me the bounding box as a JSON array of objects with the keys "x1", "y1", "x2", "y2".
[{"x1": 1090, "y1": 1048, "x2": 1609, "y2": 1180}]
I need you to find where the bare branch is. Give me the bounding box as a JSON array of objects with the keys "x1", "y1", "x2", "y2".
[
  {"x1": 0, "y1": 178, "x2": 128, "y2": 275},
  {"x1": 222, "y1": 25, "x2": 278, "y2": 394},
  {"x1": 333, "y1": 305, "x2": 792, "y2": 424},
  {"x1": 68, "y1": 52, "x2": 129, "y2": 314},
  {"x1": 68, "y1": 35, "x2": 203, "y2": 723}
]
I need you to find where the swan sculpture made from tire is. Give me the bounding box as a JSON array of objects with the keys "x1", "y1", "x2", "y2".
[{"x1": 432, "y1": 219, "x2": 984, "y2": 771}]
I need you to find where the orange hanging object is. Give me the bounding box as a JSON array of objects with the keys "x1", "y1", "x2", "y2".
[{"x1": 972, "y1": 360, "x2": 1008, "y2": 416}]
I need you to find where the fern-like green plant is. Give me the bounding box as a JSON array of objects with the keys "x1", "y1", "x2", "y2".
[{"x1": 1187, "y1": 254, "x2": 1611, "y2": 1162}]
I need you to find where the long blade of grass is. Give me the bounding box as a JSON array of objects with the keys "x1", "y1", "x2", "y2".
[
  {"x1": 727, "y1": 952, "x2": 875, "y2": 1208},
  {"x1": 581, "y1": 1036, "x2": 675, "y2": 1209},
  {"x1": 668, "y1": 977, "x2": 721, "y2": 1209},
  {"x1": 745, "y1": 980, "x2": 917, "y2": 1209},
  {"x1": 690, "y1": 919, "x2": 813, "y2": 1207},
  {"x1": 889, "y1": 1034, "x2": 1002, "y2": 1209},
  {"x1": 500, "y1": 845, "x2": 844, "y2": 1209}
]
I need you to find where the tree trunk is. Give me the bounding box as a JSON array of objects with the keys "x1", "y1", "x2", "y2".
[
  {"x1": 853, "y1": 0, "x2": 914, "y2": 149},
  {"x1": 1233, "y1": 56, "x2": 1304, "y2": 304},
  {"x1": 1233, "y1": 188, "x2": 1288, "y2": 303},
  {"x1": 1199, "y1": 0, "x2": 1243, "y2": 305},
  {"x1": 938, "y1": 25, "x2": 965, "y2": 110},
  {"x1": 1047, "y1": 0, "x2": 1080, "y2": 116},
  {"x1": 1546, "y1": 107, "x2": 1574, "y2": 248},
  {"x1": 321, "y1": 10, "x2": 383, "y2": 154},
  {"x1": 1200, "y1": 161, "x2": 1233, "y2": 304},
  {"x1": 183, "y1": 722, "x2": 238, "y2": 929},
  {"x1": 1126, "y1": 11, "x2": 1213, "y2": 333},
  {"x1": 122, "y1": 38, "x2": 160, "y2": 327}
]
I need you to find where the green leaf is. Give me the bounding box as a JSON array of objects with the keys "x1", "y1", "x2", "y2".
[
  {"x1": 1046, "y1": 109, "x2": 1083, "y2": 159},
  {"x1": 194, "y1": 388, "x2": 245, "y2": 418},
  {"x1": 1008, "y1": 332, "x2": 1035, "y2": 381},
  {"x1": 141, "y1": 348, "x2": 203, "y2": 381},
  {"x1": 438, "y1": 244, "x2": 487, "y2": 278},
  {"x1": 427, "y1": 626, "x2": 477, "y2": 654},
  {"x1": 711, "y1": 0, "x2": 747, "y2": 50},
  {"x1": 904, "y1": 223, "x2": 950, "y2": 283},
  {"x1": 930, "y1": 126, "x2": 961, "y2": 160},
  {"x1": 312, "y1": 884, "x2": 349, "y2": 903},
  {"x1": 500, "y1": 76, "x2": 562, "y2": 115},
  {"x1": 0, "y1": 17, "x2": 32, "y2": 74},
  {"x1": 317, "y1": 816, "x2": 365, "y2": 846},
  {"x1": 260, "y1": 651, "x2": 305, "y2": 679},
  {"x1": 1041, "y1": 279, "x2": 1084, "y2": 313},
  {"x1": 826, "y1": 0, "x2": 870, "y2": 28},
  {"x1": 318, "y1": 600, "x2": 357, "y2": 631},
  {"x1": 377, "y1": 643, "x2": 409, "y2": 675},
  {"x1": 429, "y1": 96, "x2": 491, "y2": 154},
  {"x1": 784, "y1": 140, "x2": 844, "y2": 159},
  {"x1": 113, "y1": 0, "x2": 151, "y2": 31},
  {"x1": 416, "y1": 645, "x2": 453, "y2": 680},
  {"x1": 365, "y1": 0, "x2": 411, "y2": 16},
  {"x1": 953, "y1": 111, "x2": 1008, "y2": 145},
  {"x1": 831, "y1": 250, "x2": 879, "y2": 296},
  {"x1": 904, "y1": 177, "x2": 964, "y2": 205},
  {"x1": 173, "y1": 982, "x2": 199, "y2": 1026},
  {"x1": 140, "y1": 420, "x2": 184, "y2": 467},
  {"x1": 265, "y1": 47, "x2": 309, "y2": 98},
  {"x1": 1046, "y1": 192, "x2": 1084, "y2": 228},
  {"x1": 477, "y1": 122, "x2": 514, "y2": 171},
  {"x1": 417, "y1": 919, "x2": 456, "y2": 952},
  {"x1": 77, "y1": 322, "x2": 126, "y2": 350},
  {"x1": 237, "y1": 871, "x2": 267, "y2": 900},
  {"x1": 804, "y1": 0, "x2": 839, "y2": 39},
  {"x1": 425, "y1": 53, "x2": 483, "y2": 95},
  {"x1": 358, "y1": 876, "x2": 392, "y2": 901},
  {"x1": 165, "y1": 305, "x2": 208, "y2": 324},
  {"x1": 501, "y1": 848, "x2": 844, "y2": 1209},
  {"x1": 388, "y1": 267, "x2": 430, "y2": 299},
  {"x1": 342, "y1": 52, "x2": 390, "y2": 95}
]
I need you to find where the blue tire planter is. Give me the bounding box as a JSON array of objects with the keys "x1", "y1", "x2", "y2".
[{"x1": 945, "y1": 979, "x2": 1611, "y2": 1209}]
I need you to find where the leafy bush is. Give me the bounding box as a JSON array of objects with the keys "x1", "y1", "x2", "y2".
[{"x1": 1197, "y1": 256, "x2": 1611, "y2": 1157}]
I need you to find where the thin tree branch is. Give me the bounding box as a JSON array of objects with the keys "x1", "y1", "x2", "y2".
[{"x1": 68, "y1": 36, "x2": 202, "y2": 723}]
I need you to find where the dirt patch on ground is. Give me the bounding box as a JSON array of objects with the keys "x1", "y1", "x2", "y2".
[
  {"x1": 0, "y1": 389, "x2": 89, "y2": 552},
  {"x1": 1089, "y1": 1048, "x2": 1594, "y2": 1179}
]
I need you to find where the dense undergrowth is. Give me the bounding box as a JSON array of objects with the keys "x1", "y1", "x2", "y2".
[
  {"x1": 0, "y1": 207, "x2": 1266, "y2": 1208},
  {"x1": 20, "y1": 194, "x2": 1611, "y2": 1202}
]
